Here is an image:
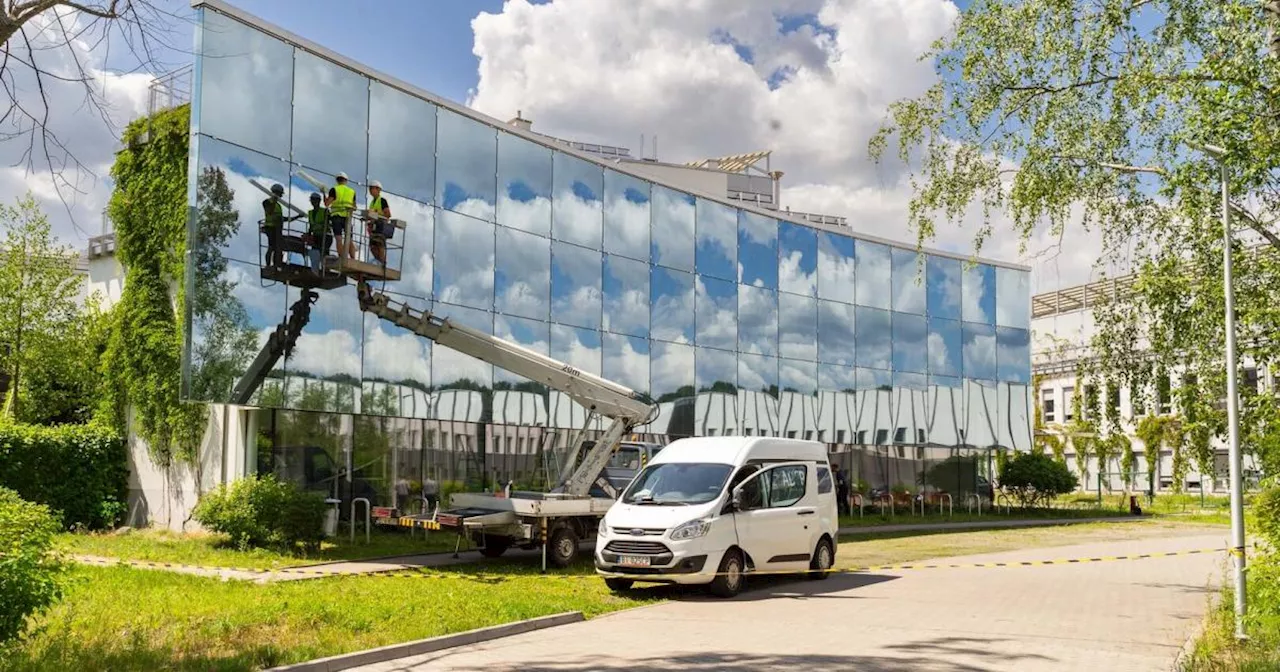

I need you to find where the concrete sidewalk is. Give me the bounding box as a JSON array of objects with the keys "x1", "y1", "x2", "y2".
[{"x1": 348, "y1": 531, "x2": 1229, "y2": 672}]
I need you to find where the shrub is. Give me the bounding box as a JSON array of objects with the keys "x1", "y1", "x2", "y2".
[
  {"x1": 193, "y1": 475, "x2": 327, "y2": 552},
  {"x1": 0, "y1": 487, "x2": 66, "y2": 646},
  {"x1": 999, "y1": 451, "x2": 1079, "y2": 508},
  {"x1": 1255, "y1": 485, "x2": 1280, "y2": 551},
  {"x1": 0, "y1": 423, "x2": 127, "y2": 530}
]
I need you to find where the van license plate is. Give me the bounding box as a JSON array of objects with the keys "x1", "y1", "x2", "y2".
[{"x1": 619, "y1": 555, "x2": 650, "y2": 567}]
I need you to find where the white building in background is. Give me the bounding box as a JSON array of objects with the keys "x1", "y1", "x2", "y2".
[{"x1": 1032, "y1": 275, "x2": 1262, "y2": 493}]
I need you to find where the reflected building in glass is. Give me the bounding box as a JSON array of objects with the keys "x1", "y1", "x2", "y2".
[{"x1": 182, "y1": 1, "x2": 1032, "y2": 508}]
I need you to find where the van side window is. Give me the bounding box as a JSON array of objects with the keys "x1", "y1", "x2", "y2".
[
  {"x1": 767, "y1": 465, "x2": 807, "y2": 507},
  {"x1": 816, "y1": 466, "x2": 833, "y2": 494},
  {"x1": 608, "y1": 447, "x2": 640, "y2": 470}
]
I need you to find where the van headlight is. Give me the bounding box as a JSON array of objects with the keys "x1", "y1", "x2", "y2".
[
  {"x1": 669, "y1": 518, "x2": 711, "y2": 540},
  {"x1": 597, "y1": 522, "x2": 607, "y2": 537}
]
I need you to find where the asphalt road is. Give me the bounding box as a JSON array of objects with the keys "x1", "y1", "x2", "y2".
[{"x1": 350, "y1": 531, "x2": 1228, "y2": 672}]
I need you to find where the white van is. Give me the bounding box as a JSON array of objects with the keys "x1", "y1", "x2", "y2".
[{"x1": 594, "y1": 437, "x2": 839, "y2": 597}]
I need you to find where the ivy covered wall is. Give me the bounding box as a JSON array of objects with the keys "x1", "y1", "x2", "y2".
[{"x1": 100, "y1": 104, "x2": 204, "y2": 464}]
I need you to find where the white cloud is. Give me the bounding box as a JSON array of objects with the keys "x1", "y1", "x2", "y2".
[
  {"x1": 469, "y1": 0, "x2": 1106, "y2": 294},
  {"x1": 0, "y1": 8, "x2": 156, "y2": 244}
]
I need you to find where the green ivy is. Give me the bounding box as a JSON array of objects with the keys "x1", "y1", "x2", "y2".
[{"x1": 98, "y1": 104, "x2": 205, "y2": 465}]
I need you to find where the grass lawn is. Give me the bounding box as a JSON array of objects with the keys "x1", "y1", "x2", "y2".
[
  {"x1": 56, "y1": 527, "x2": 463, "y2": 569},
  {"x1": 1, "y1": 561, "x2": 654, "y2": 672},
  {"x1": 834, "y1": 519, "x2": 1225, "y2": 569},
  {"x1": 1183, "y1": 553, "x2": 1280, "y2": 671}
]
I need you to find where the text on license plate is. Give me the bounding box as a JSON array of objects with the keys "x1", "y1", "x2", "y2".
[{"x1": 619, "y1": 555, "x2": 651, "y2": 567}]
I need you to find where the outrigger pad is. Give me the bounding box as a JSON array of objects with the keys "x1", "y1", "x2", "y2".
[{"x1": 260, "y1": 263, "x2": 348, "y2": 290}]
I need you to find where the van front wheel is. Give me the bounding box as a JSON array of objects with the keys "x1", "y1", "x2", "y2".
[
  {"x1": 707, "y1": 549, "x2": 744, "y2": 598},
  {"x1": 808, "y1": 538, "x2": 834, "y2": 580}
]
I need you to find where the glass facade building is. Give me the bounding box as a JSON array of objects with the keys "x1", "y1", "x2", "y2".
[{"x1": 183, "y1": 2, "x2": 1032, "y2": 507}]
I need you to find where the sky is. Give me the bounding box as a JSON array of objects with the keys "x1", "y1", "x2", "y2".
[{"x1": 1, "y1": 0, "x2": 1104, "y2": 296}]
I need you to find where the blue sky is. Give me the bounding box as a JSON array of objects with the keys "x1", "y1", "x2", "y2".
[{"x1": 222, "y1": 0, "x2": 504, "y2": 104}]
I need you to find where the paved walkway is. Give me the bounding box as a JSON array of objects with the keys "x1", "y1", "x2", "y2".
[{"x1": 349, "y1": 532, "x2": 1229, "y2": 672}]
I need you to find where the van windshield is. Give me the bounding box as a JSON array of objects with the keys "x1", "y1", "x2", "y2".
[{"x1": 622, "y1": 463, "x2": 733, "y2": 506}]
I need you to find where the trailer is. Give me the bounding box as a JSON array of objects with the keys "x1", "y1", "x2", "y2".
[{"x1": 358, "y1": 288, "x2": 660, "y2": 569}]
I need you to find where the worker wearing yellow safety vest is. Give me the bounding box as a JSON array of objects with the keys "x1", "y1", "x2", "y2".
[
  {"x1": 304, "y1": 192, "x2": 330, "y2": 274},
  {"x1": 261, "y1": 183, "x2": 297, "y2": 269},
  {"x1": 323, "y1": 172, "x2": 357, "y2": 261},
  {"x1": 366, "y1": 180, "x2": 392, "y2": 266}
]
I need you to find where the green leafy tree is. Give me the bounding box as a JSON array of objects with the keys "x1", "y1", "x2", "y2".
[
  {"x1": 872, "y1": 1, "x2": 1280, "y2": 472},
  {"x1": 0, "y1": 487, "x2": 66, "y2": 646},
  {"x1": 1114, "y1": 433, "x2": 1137, "y2": 491},
  {"x1": 0, "y1": 194, "x2": 88, "y2": 423},
  {"x1": 999, "y1": 451, "x2": 1079, "y2": 508}
]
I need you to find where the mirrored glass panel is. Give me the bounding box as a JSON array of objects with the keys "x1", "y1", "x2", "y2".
[
  {"x1": 696, "y1": 347, "x2": 737, "y2": 393},
  {"x1": 738, "y1": 211, "x2": 778, "y2": 289},
  {"x1": 551, "y1": 242, "x2": 602, "y2": 330},
  {"x1": 604, "y1": 170, "x2": 650, "y2": 261},
  {"x1": 817, "y1": 231, "x2": 855, "y2": 304},
  {"x1": 603, "y1": 333, "x2": 649, "y2": 395},
  {"x1": 369, "y1": 82, "x2": 436, "y2": 204},
  {"x1": 738, "y1": 284, "x2": 777, "y2": 356},
  {"x1": 651, "y1": 266, "x2": 694, "y2": 344},
  {"x1": 778, "y1": 221, "x2": 817, "y2": 296},
  {"x1": 552, "y1": 152, "x2": 603, "y2": 249},
  {"x1": 817, "y1": 300, "x2": 855, "y2": 366},
  {"x1": 497, "y1": 132, "x2": 552, "y2": 236},
  {"x1": 198, "y1": 10, "x2": 292, "y2": 158},
  {"x1": 196, "y1": 137, "x2": 291, "y2": 266},
  {"x1": 651, "y1": 186, "x2": 695, "y2": 271},
  {"x1": 696, "y1": 275, "x2": 737, "y2": 350},
  {"x1": 963, "y1": 263, "x2": 997, "y2": 324},
  {"x1": 603, "y1": 254, "x2": 649, "y2": 338},
  {"x1": 891, "y1": 248, "x2": 926, "y2": 315},
  {"x1": 965, "y1": 379, "x2": 998, "y2": 447},
  {"x1": 779, "y1": 292, "x2": 817, "y2": 360},
  {"x1": 854, "y1": 306, "x2": 892, "y2": 370},
  {"x1": 494, "y1": 314, "x2": 549, "y2": 385},
  {"x1": 996, "y1": 267, "x2": 1031, "y2": 328},
  {"x1": 361, "y1": 310, "x2": 432, "y2": 417},
  {"x1": 855, "y1": 240, "x2": 891, "y2": 309},
  {"x1": 780, "y1": 359, "x2": 819, "y2": 395},
  {"x1": 292, "y1": 51, "x2": 368, "y2": 179},
  {"x1": 651, "y1": 340, "x2": 695, "y2": 401},
  {"x1": 927, "y1": 255, "x2": 962, "y2": 321},
  {"x1": 495, "y1": 226, "x2": 550, "y2": 321},
  {"x1": 436, "y1": 108, "x2": 497, "y2": 221},
  {"x1": 388, "y1": 194, "x2": 434, "y2": 301},
  {"x1": 928, "y1": 317, "x2": 962, "y2": 377},
  {"x1": 892, "y1": 312, "x2": 928, "y2": 374},
  {"x1": 739, "y1": 354, "x2": 779, "y2": 396},
  {"x1": 289, "y1": 281, "x2": 363, "y2": 413},
  {"x1": 856, "y1": 367, "x2": 893, "y2": 390},
  {"x1": 432, "y1": 303, "x2": 493, "y2": 388},
  {"x1": 996, "y1": 327, "x2": 1031, "y2": 383},
  {"x1": 187, "y1": 260, "x2": 285, "y2": 403},
  {"x1": 695, "y1": 198, "x2": 737, "y2": 281},
  {"x1": 962, "y1": 322, "x2": 997, "y2": 380},
  {"x1": 435, "y1": 210, "x2": 494, "y2": 311},
  {"x1": 819, "y1": 364, "x2": 858, "y2": 393}
]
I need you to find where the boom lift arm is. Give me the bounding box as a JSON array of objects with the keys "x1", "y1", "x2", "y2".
[
  {"x1": 231, "y1": 288, "x2": 318, "y2": 405},
  {"x1": 357, "y1": 286, "x2": 656, "y2": 497}
]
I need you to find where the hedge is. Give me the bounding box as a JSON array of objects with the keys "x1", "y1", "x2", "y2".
[
  {"x1": 0, "y1": 423, "x2": 128, "y2": 530},
  {"x1": 0, "y1": 487, "x2": 66, "y2": 645}
]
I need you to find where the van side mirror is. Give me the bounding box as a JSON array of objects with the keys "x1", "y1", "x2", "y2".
[{"x1": 731, "y1": 488, "x2": 745, "y2": 511}]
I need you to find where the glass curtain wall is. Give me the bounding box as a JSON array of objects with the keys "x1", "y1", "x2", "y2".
[{"x1": 188, "y1": 5, "x2": 1033, "y2": 506}]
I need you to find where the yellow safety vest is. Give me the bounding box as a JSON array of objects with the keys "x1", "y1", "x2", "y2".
[
  {"x1": 369, "y1": 195, "x2": 386, "y2": 215},
  {"x1": 330, "y1": 182, "x2": 355, "y2": 217}
]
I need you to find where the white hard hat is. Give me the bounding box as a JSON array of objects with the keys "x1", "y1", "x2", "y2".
[
  {"x1": 336, "y1": 171, "x2": 348, "y2": 180},
  {"x1": 370, "y1": 180, "x2": 382, "y2": 189}
]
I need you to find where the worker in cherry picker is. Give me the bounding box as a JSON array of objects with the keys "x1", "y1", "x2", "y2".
[
  {"x1": 304, "y1": 192, "x2": 330, "y2": 275},
  {"x1": 324, "y1": 172, "x2": 357, "y2": 262},
  {"x1": 366, "y1": 180, "x2": 391, "y2": 266},
  {"x1": 262, "y1": 183, "x2": 301, "y2": 269}
]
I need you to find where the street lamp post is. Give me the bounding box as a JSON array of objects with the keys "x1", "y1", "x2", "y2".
[{"x1": 1201, "y1": 143, "x2": 1249, "y2": 639}]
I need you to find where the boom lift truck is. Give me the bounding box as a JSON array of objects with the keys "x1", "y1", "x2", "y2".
[
  {"x1": 357, "y1": 287, "x2": 659, "y2": 569},
  {"x1": 231, "y1": 181, "x2": 659, "y2": 569}
]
